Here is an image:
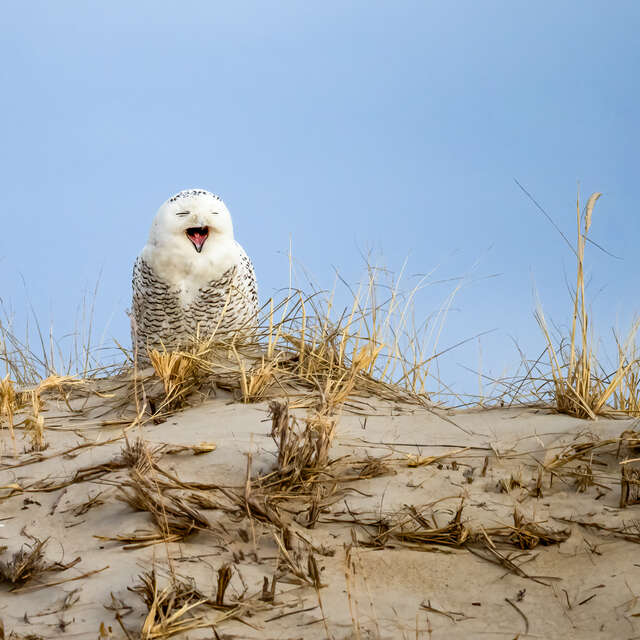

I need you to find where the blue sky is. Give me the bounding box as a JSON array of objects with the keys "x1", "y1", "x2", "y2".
[{"x1": 1, "y1": 1, "x2": 638, "y2": 396}]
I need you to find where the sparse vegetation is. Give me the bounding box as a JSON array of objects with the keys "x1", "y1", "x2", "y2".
[
  {"x1": 4, "y1": 188, "x2": 640, "y2": 638},
  {"x1": 137, "y1": 263, "x2": 456, "y2": 415},
  {"x1": 533, "y1": 191, "x2": 640, "y2": 418}
]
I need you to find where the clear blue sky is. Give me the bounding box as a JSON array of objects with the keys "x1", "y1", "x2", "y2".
[{"x1": 1, "y1": 1, "x2": 638, "y2": 396}]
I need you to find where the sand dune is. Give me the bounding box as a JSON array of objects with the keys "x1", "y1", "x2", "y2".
[{"x1": 1, "y1": 374, "x2": 639, "y2": 639}]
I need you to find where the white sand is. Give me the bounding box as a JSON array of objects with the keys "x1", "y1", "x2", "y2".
[{"x1": 1, "y1": 381, "x2": 639, "y2": 639}]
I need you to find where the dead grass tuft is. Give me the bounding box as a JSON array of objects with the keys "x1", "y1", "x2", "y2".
[
  {"x1": 490, "y1": 509, "x2": 571, "y2": 549},
  {"x1": 22, "y1": 389, "x2": 47, "y2": 452},
  {"x1": 119, "y1": 437, "x2": 163, "y2": 474},
  {"x1": 534, "y1": 191, "x2": 640, "y2": 418},
  {"x1": 147, "y1": 349, "x2": 198, "y2": 411},
  {"x1": 0, "y1": 538, "x2": 48, "y2": 586},
  {"x1": 0, "y1": 374, "x2": 17, "y2": 440},
  {"x1": 129, "y1": 569, "x2": 211, "y2": 639},
  {"x1": 620, "y1": 463, "x2": 640, "y2": 508},
  {"x1": 262, "y1": 400, "x2": 336, "y2": 494},
  {"x1": 365, "y1": 501, "x2": 469, "y2": 549},
  {"x1": 132, "y1": 262, "x2": 454, "y2": 415},
  {"x1": 127, "y1": 565, "x2": 242, "y2": 639},
  {"x1": 116, "y1": 470, "x2": 210, "y2": 542},
  {"x1": 0, "y1": 534, "x2": 79, "y2": 589}
]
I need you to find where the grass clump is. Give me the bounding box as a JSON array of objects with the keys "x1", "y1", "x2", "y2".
[
  {"x1": 147, "y1": 350, "x2": 198, "y2": 411},
  {"x1": 0, "y1": 374, "x2": 17, "y2": 439},
  {"x1": 363, "y1": 501, "x2": 469, "y2": 549},
  {"x1": 116, "y1": 469, "x2": 210, "y2": 542},
  {"x1": 535, "y1": 191, "x2": 640, "y2": 418},
  {"x1": 133, "y1": 262, "x2": 462, "y2": 414},
  {"x1": 129, "y1": 569, "x2": 211, "y2": 639},
  {"x1": 0, "y1": 538, "x2": 49, "y2": 586},
  {"x1": 264, "y1": 399, "x2": 336, "y2": 494},
  {"x1": 0, "y1": 534, "x2": 79, "y2": 589}
]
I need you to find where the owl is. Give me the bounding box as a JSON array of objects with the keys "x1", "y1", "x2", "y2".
[{"x1": 132, "y1": 189, "x2": 258, "y2": 361}]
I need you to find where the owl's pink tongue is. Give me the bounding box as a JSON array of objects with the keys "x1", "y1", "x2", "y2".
[{"x1": 186, "y1": 227, "x2": 209, "y2": 253}]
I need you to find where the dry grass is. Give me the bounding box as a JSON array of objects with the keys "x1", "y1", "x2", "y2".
[
  {"x1": 488, "y1": 509, "x2": 571, "y2": 550},
  {"x1": 0, "y1": 374, "x2": 17, "y2": 440},
  {"x1": 259, "y1": 400, "x2": 337, "y2": 495},
  {"x1": 0, "y1": 538, "x2": 49, "y2": 586},
  {"x1": 147, "y1": 350, "x2": 199, "y2": 412},
  {"x1": 6, "y1": 224, "x2": 640, "y2": 638},
  {"x1": 533, "y1": 191, "x2": 640, "y2": 418},
  {"x1": 115, "y1": 469, "x2": 210, "y2": 542},
  {"x1": 620, "y1": 463, "x2": 640, "y2": 507},
  {"x1": 21, "y1": 389, "x2": 46, "y2": 452},
  {"x1": 0, "y1": 255, "x2": 474, "y2": 429},
  {"x1": 126, "y1": 563, "x2": 256, "y2": 639},
  {"x1": 129, "y1": 569, "x2": 213, "y2": 639},
  {"x1": 0, "y1": 625, "x2": 45, "y2": 640},
  {"x1": 3, "y1": 193, "x2": 640, "y2": 422},
  {"x1": 0, "y1": 534, "x2": 80, "y2": 589},
  {"x1": 361, "y1": 501, "x2": 469, "y2": 549},
  {"x1": 15, "y1": 376, "x2": 85, "y2": 453},
  {"x1": 119, "y1": 436, "x2": 163, "y2": 474},
  {"x1": 2, "y1": 374, "x2": 106, "y2": 456},
  {"x1": 129, "y1": 263, "x2": 461, "y2": 415},
  {"x1": 248, "y1": 398, "x2": 396, "y2": 529}
]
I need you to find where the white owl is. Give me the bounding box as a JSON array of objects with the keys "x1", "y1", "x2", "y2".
[{"x1": 131, "y1": 189, "x2": 258, "y2": 361}]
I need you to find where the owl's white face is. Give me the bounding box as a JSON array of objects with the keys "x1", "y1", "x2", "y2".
[
  {"x1": 142, "y1": 189, "x2": 240, "y2": 298},
  {"x1": 149, "y1": 189, "x2": 234, "y2": 254}
]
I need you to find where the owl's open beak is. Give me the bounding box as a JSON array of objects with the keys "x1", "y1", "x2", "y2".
[{"x1": 186, "y1": 227, "x2": 209, "y2": 253}]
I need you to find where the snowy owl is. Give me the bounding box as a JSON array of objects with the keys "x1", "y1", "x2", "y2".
[{"x1": 131, "y1": 189, "x2": 258, "y2": 360}]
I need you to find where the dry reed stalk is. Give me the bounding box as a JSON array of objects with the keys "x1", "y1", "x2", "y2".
[
  {"x1": 487, "y1": 509, "x2": 571, "y2": 550},
  {"x1": 129, "y1": 569, "x2": 212, "y2": 639},
  {"x1": 407, "y1": 447, "x2": 469, "y2": 468},
  {"x1": 620, "y1": 463, "x2": 640, "y2": 507},
  {"x1": 545, "y1": 433, "x2": 616, "y2": 471},
  {"x1": 69, "y1": 491, "x2": 105, "y2": 517},
  {"x1": 467, "y1": 529, "x2": 559, "y2": 585},
  {"x1": 0, "y1": 535, "x2": 80, "y2": 589},
  {"x1": 572, "y1": 462, "x2": 594, "y2": 492},
  {"x1": 149, "y1": 261, "x2": 447, "y2": 412},
  {"x1": 0, "y1": 626, "x2": 46, "y2": 640},
  {"x1": 556, "y1": 516, "x2": 640, "y2": 544},
  {"x1": 2, "y1": 438, "x2": 168, "y2": 501},
  {"x1": 148, "y1": 349, "x2": 198, "y2": 411},
  {"x1": 535, "y1": 191, "x2": 640, "y2": 418},
  {"x1": 271, "y1": 530, "x2": 320, "y2": 588},
  {"x1": 343, "y1": 544, "x2": 362, "y2": 640},
  {"x1": 22, "y1": 389, "x2": 46, "y2": 452},
  {"x1": 256, "y1": 400, "x2": 337, "y2": 497},
  {"x1": 0, "y1": 538, "x2": 49, "y2": 586},
  {"x1": 36, "y1": 375, "x2": 87, "y2": 411},
  {"x1": 394, "y1": 502, "x2": 469, "y2": 548},
  {"x1": 608, "y1": 323, "x2": 640, "y2": 416},
  {"x1": 535, "y1": 432, "x2": 622, "y2": 493},
  {"x1": 617, "y1": 428, "x2": 640, "y2": 459},
  {"x1": 353, "y1": 456, "x2": 395, "y2": 480},
  {"x1": 365, "y1": 502, "x2": 469, "y2": 549},
  {"x1": 498, "y1": 472, "x2": 524, "y2": 494},
  {"x1": 214, "y1": 564, "x2": 233, "y2": 608},
  {"x1": 119, "y1": 437, "x2": 164, "y2": 474},
  {"x1": 0, "y1": 374, "x2": 17, "y2": 440},
  {"x1": 116, "y1": 469, "x2": 210, "y2": 541}
]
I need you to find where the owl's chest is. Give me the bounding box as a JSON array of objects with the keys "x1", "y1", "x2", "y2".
[{"x1": 171, "y1": 269, "x2": 235, "y2": 310}]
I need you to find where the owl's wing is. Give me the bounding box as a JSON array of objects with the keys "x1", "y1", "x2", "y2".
[
  {"x1": 236, "y1": 242, "x2": 259, "y2": 314},
  {"x1": 131, "y1": 256, "x2": 184, "y2": 354}
]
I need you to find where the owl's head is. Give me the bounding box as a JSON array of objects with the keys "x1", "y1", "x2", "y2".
[{"x1": 149, "y1": 189, "x2": 234, "y2": 254}]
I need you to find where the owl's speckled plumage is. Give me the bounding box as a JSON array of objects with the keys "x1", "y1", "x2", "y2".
[{"x1": 131, "y1": 189, "x2": 258, "y2": 359}]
